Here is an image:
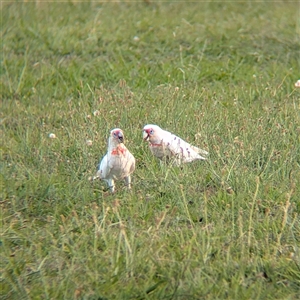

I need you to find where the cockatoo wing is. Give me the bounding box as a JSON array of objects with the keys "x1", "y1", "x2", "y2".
[
  {"x1": 127, "y1": 151, "x2": 136, "y2": 174},
  {"x1": 162, "y1": 132, "x2": 207, "y2": 163},
  {"x1": 190, "y1": 145, "x2": 209, "y2": 157},
  {"x1": 97, "y1": 154, "x2": 111, "y2": 180}
]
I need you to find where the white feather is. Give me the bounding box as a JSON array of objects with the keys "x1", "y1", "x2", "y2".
[{"x1": 143, "y1": 124, "x2": 208, "y2": 165}]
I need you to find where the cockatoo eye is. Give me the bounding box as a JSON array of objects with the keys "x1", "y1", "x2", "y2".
[{"x1": 149, "y1": 129, "x2": 154, "y2": 135}]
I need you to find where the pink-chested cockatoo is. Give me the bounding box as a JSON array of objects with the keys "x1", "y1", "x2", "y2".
[
  {"x1": 94, "y1": 128, "x2": 135, "y2": 193},
  {"x1": 142, "y1": 124, "x2": 208, "y2": 165}
]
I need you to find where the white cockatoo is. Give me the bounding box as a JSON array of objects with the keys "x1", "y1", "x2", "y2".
[
  {"x1": 142, "y1": 124, "x2": 208, "y2": 165},
  {"x1": 94, "y1": 128, "x2": 135, "y2": 193}
]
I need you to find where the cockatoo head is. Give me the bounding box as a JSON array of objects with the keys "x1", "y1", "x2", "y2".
[
  {"x1": 109, "y1": 128, "x2": 124, "y2": 146},
  {"x1": 142, "y1": 124, "x2": 163, "y2": 144}
]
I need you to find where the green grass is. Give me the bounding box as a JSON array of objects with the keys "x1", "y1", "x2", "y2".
[{"x1": 1, "y1": 1, "x2": 300, "y2": 299}]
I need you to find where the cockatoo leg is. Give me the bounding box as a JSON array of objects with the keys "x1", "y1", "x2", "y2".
[
  {"x1": 108, "y1": 178, "x2": 115, "y2": 193},
  {"x1": 124, "y1": 175, "x2": 132, "y2": 190}
]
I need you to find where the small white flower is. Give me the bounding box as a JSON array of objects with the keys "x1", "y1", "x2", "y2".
[
  {"x1": 133, "y1": 36, "x2": 140, "y2": 42},
  {"x1": 49, "y1": 133, "x2": 56, "y2": 139},
  {"x1": 86, "y1": 139, "x2": 93, "y2": 146},
  {"x1": 93, "y1": 110, "x2": 100, "y2": 116},
  {"x1": 175, "y1": 87, "x2": 179, "y2": 92},
  {"x1": 295, "y1": 80, "x2": 300, "y2": 88}
]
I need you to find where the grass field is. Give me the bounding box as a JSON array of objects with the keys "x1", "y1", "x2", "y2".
[{"x1": 1, "y1": 1, "x2": 300, "y2": 299}]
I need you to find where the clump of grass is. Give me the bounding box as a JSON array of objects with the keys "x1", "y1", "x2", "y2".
[{"x1": 1, "y1": 1, "x2": 299, "y2": 299}]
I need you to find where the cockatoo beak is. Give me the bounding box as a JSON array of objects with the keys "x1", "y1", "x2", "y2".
[
  {"x1": 143, "y1": 130, "x2": 150, "y2": 141},
  {"x1": 117, "y1": 131, "x2": 124, "y2": 143}
]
